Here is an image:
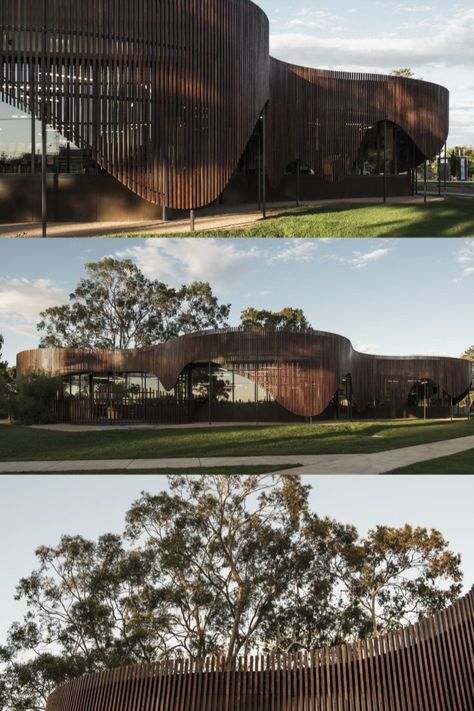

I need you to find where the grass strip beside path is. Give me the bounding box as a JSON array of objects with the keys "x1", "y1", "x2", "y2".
[
  {"x1": 1, "y1": 420, "x2": 473, "y2": 461},
  {"x1": 11, "y1": 465, "x2": 300, "y2": 475},
  {"x1": 114, "y1": 198, "x2": 474, "y2": 238},
  {"x1": 387, "y1": 448, "x2": 474, "y2": 474}
]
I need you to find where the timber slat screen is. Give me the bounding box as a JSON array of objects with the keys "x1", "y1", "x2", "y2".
[
  {"x1": 17, "y1": 328, "x2": 472, "y2": 419},
  {"x1": 45, "y1": 586, "x2": 474, "y2": 711},
  {"x1": 267, "y1": 58, "x2": 449, "y2": 189},
  {"x1": 1, "y1": 1, "x2": 448, "y2": 209}
]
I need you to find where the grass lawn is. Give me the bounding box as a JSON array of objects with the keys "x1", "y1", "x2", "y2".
[
  {"x1": 134, "y1": 197, "x2": 474, "y2": 238},
  {"x1": 16, "y1": 465, "x2": 300, "y2": 475},
  {"x1": 387, "y1": 449, "x2": 474, "y2": 474},
  {"x1": 0, "y1": 420, "x2": 473, "y2": 461}
]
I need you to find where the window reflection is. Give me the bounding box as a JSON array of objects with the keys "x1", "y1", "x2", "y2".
[{"x1": 0, "y1": 99, "x2": 99, "y2": 174}]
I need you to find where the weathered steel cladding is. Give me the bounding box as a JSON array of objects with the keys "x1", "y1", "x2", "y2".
[
  {"x1": 16, "y1": 329, "x2": 471, "y2": 418},
  {"x1": 45, "y1": 586, "x2": 474, "y2": 711},
  {"x1": 1, "y1": 1, "x2": 448, "y2": 209},
  {"x1": 267, "y1": 58, "x2": 449, "y2": 187},
  {"x1": 0, "y1": 0, "x2": 269, "y2": 209}
]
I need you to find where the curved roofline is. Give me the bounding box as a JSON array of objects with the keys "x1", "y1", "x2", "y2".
[{"x1": 16, "y1": 327, "x2": 469, "y2": 366}]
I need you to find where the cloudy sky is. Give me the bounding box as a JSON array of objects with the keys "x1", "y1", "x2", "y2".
[
  {"x1": 258, "y1": 0, "x2": 473, "y2": 146},
  {"x1": 0, "y1": 473, "x2": 473, "y2": 642},
  {"x1": 1, "y1": 237, "x2": 473, "y2": 365}
]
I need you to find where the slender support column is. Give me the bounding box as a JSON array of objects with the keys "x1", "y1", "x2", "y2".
[
  {"x1": 262, "y1": 105, "x2": 267, "y2": 218},
  {"x1": 423, "y1": 159, "x2": 427, "y2": 204},
  {"x1": 190, "y1": 209, "x2": 195, "y2": 233},
  {"x1": 393, "y1": 125, "x2": 398, "y2": 175},
  {"x1": 296, "y1": 159, "x2": 300, "y2": 207},
  {"x1": 162, "y1": 206, "x2": 167, "y2": 221},
  {"x1": 255, "y1": 362, "x2": 259, "y2": 426},
  {"x1": 208, "y1": 362, "x2": 212, "y2": 425},
  {"x1": 41, "y1": 0, "x2": 48, "y2": 237},
  {"x1": 30, "y1": 73, "x2": 36, "y2": 174},
  {"x1": 444, "y1": 143, "x2": 447, "y2": 196},
  {"x1": 383, "y1": 121, "x2": 387, "y2": 204},
  {"x1": 438, "y1": 153, "x2": 441, "y2": 196},
  {"x1": 257, "y1": 134, "x2": 261, "y2": 210}
]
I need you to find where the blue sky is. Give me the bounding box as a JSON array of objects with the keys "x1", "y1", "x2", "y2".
[
  {"x1": 1, "y1": 0, "x2": 472, "y2": 149},
  {"x1": 0, "y1": 474, "x2": 473, "y2": 642},
  {"x1": 1, "y1": 237, "x2": 473, "y2": 365}
]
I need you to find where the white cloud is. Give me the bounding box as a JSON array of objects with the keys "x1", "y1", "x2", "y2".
[
  {"x1": 271, "y1": 240, "x2": 319, "y2": 262},
  {"x1": 345, "y1": 248, "x2": 391, "y2": 269},
  {"x1": 270, "y1": 8, "x2": 474, "y2": 71},
  {"x1": 287, "y1": 8, "x2": 344, "y2": 33},
  {"x1": 454, "y1": 242, "x2": 474, "y2": 278},
  {"x1": 116, "y1": 238, "x2": 323, "y2": 289},
  {"x1": 115, "y1": 239, "x2": 262, "y2": 291},
  {"x1": 0, "y1": 277, "x2": 68, "y2": 324},
  {"x1": 354, "y1": 343, "x2": 380, "y2": 354}
]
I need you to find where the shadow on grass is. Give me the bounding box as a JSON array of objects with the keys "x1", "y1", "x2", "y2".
[{"x1": 195, "y1": 198, "x2": 474, "y2": 238}]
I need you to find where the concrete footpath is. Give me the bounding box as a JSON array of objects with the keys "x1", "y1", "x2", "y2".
[
  {"x1": 1, "y1": 434, "x2": 473, "y2": 474},
  {"x1": 0, "y1": 196, "x2": 442, "y2": 238}
]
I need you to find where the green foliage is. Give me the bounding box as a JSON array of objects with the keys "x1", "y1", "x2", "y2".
[
  {"x1": 7, "y1": 373, "x2": 60, "y2": 425},
  {"x1": 240, "y1": 307, "x2": 311, "y2": 330},
  {"x1": 389, "y1": 68, "x2": 416, "y2": 78},
  {"x1": 449, "y1": 146, "x2": 474, "y2": 176},
  {"x1": 461, "y1": 344, "x2": 474, "y2": 362},
  {"x1": 0, "y1": 475, "x2": 463, "y2": 710},
  {"x1": 305, "y1": 521, "x2": 462, "y2": 635},
  {"x1": 37, "y1": 258, "x2": 230, "y2": 349}
]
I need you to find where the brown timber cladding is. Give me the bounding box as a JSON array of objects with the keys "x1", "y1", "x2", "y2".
[
  {"x1": 1, "y1": 1, "x2": 448, "y2": 209},
  {"x1": 16, "y1": 329, "x2": 472, "y2": 418},
  {"x1": 45, "y1": 586, "x2": 474, "y2": 711}
]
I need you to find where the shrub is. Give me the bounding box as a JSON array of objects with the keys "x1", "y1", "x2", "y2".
[{"x1": 8, "y1": 373, "x2": 60, "y2": 425}]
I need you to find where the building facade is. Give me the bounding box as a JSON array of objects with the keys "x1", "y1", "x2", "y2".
[
  {"x1": 1, "y1": 0, "x2": 449, "y2": 220},
  {"x1": 16, "y1": 329, "x2": 472, "y2": 424},
  {"x1": 45, "y1": 586, "x2": 474, "y2": 711}
]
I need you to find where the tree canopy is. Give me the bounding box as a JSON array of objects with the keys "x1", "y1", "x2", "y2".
[
  {"x1": 37, "y1": 258, "x2": 231, "y2": 349},
  {"x1": 0, "y1": 475, "x2": 463, "y2": 711},
  {"x1": 240, "y1": 307, "x2": 311, "y2": 331},
  {"x1": 461, "y1": 344, "x2": 474, "y2": 362},
  {"x1": 389, "y1": 68, "x2": 416, "y2": 78}
]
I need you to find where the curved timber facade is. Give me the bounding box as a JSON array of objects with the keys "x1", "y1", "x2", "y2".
[
  {"x1": 16, "y1": 329, "x2": 471, "y2": 423},
  {"x1": 1, "y1": 1, "x2": 449, "y2": 209},
  {"x1": 45, "y1": 586, "x2": 474, "y2": 711}
]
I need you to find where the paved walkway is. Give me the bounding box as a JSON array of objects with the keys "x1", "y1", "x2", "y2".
[
  {"x1": 0, "y1": 196, "x2": 442, "y2": 238},
  {"x1": 1, "y1": 434, "x2": 473, "y2": 474}
]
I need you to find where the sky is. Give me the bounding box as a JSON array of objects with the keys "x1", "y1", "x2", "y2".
[
  {"x1": 1, "y1": 0, "x2": 473, "y2": 150},
  {"x1": 0, "y1": 473, "x2": 473, "y2": 644},
  {"x1": 1, "y1": 237, "x2": 474, "y2": 365}
]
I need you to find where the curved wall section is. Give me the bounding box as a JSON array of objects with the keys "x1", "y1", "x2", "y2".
[
  {"x1": 16, "y1": 329, "x2": 472, "y2": 418},
  {"x1": 45, "y1": 586, "x2": 474, "y2": 711},
  {"x1": 0, "y1": 2, "x2": 449, "y2": 209},
  {"x1": 0, "y1": 0, "x2": 269, "y2": 209},
  {"x1": 267, "y1": 58, "x2": 449, "y2": 187}
]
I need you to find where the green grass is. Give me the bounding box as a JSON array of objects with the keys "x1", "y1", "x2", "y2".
[
  {"x1": 387, "y1": 448, "x2": 474, "y2": 474},
  {"x1": 12, "y1": 465, "x2": 299, "y2": 475},
  {"x1": 118, "y1": 197, "x2": 473, "y2": 238},
  {"x1": 1, "y1": 420, "x2": 473, "y2": 461}
]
